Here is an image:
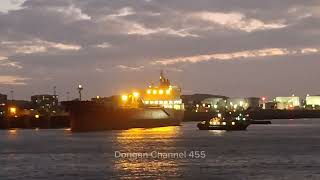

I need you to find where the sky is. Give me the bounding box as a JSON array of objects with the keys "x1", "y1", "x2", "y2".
[{"x1": 0, "y1": 0, "x2": 320, "y2": 100}]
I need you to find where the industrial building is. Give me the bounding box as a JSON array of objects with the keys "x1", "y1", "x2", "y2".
[
  {"x1": 201, "y1": 97, "x2": 224, "y2": 107},
  {"x1": 31, "y1": 94, "x2": 58, "y2": 113},
  {"x1": 306, "y1": 96, "x2": 320, "y2": 109},
  {"x1": 0, "y1": 93, "x2": 7, "y2": 116},
  {"x1": 200, "y1": 97, "x2": 261, "y2": 111},
  {"x1": 226, "y1": 98, "x2": 249, "y2": 110},
  {"x1": 275, "y1": 96, "x2": 300, "y2": 110}
]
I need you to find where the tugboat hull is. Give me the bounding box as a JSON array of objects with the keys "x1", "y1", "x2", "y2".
[
  {"x1": 197, "y1": 123, "x2": 250, "y2": 131},
  {"x1": 63, "y1": 101, "x2": 184, "y2": 132}
]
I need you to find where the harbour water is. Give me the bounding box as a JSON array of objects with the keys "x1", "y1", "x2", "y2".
[{"x1": 1, "y1": 119, "x2": 320, "y2": 180}]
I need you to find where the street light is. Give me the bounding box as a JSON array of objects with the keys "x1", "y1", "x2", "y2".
[{"x1": 77, "y1": 84, "x2": 83, "y2": 101}]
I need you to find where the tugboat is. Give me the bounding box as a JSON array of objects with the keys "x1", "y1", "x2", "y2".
[{"x1": 197, "y1": 113, "x2": 250, "y2": 131}]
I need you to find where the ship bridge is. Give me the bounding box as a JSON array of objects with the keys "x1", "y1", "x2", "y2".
[{"x1": 120, "y1": 71, "x2": 184, "y2": 110}]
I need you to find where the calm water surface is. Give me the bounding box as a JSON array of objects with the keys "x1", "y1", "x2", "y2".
[{"x1": 1, "y1": 119, "x2": 320, "y2": 180}]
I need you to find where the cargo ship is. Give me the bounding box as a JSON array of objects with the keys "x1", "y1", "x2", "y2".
[{"x1": 63, "y1": 71, "x2": 184, "y2": 132}]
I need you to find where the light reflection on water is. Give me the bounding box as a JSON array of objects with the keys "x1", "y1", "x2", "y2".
[
  {"x1": 8, "y1": 129, "x2": 18, "y2": 135},
  {"x1": 114, "y1": 126, "x2": 182, "y2": 178},
  {"x1": 208, "y1": 130, "x2": 226, "y2": 136}
]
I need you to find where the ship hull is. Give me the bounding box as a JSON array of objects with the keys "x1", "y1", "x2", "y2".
[{"x1": 63, "y1": 101, "x2": 184, "y2": 132}]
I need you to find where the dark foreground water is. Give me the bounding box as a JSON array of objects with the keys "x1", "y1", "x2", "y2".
[{"x1": 1, "y1": 119, "x2": 320, "y2": 180}]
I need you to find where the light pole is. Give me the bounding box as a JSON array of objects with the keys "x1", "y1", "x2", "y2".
[
  {"x1": 77, "y1": 85, "x2": 83, "y2": 101},
  {"x1": 262, "y1": 97, "x2": 266, "y2": 110},
  {"x1": 10, "y1": 89, "x2": 14, "y2": 101},
  {"x1": 53, "y1": 86, "x2": 57, "y2": 97},
  {"x1": 66, "y1": 92, "x2": 70, "y2": 101}
]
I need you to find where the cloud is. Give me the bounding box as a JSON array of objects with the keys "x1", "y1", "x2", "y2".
[
  {"x1": 94, "y1": 42, "x2": 112, "y2": 49},
  {"x1": 0, "y1": 75, "x2": 29, "y2": 85},
  {"x1": 108, "y1": 7, "x2": 136, "y2": 17},
  {"x1": 115, "y1": 65, "x2": 145, "y2": 71},
  {"x1": 99, "y1": 9, "x2": 199, "y2": 38},
  {"x1": 190, "y1": 11, "x2": 287, "y2": 32},
  {"x1": 152, "y1": 47, "x2": 320, "y2": 65},
  {"x1": 0, "y1": 0, "x2": 26, "y2": 13},
  {"x1": 50, "y1": 42, "x2": 82, "y2": 50},
  {"x1": 1, "y1": 39, "x2": 82, "y2": 54},
  {"x1": 0, "y1": 56, "x2": 8, "y2": 61},
  {"x1": 0, "y1": 56, "x2": 23, "y2": 69},
  {"x1": 95, "y1": 68, "x2": 104, "y2": 72},
  {"x1": 48, "y1": 5, "x2": 91, "y2": 21},
  {"x1": 301, "y1": 48, "x2": 318, "y2": 54},
  {"x1": 126, "y1": 23, "x2": 199, "y2": 37}
]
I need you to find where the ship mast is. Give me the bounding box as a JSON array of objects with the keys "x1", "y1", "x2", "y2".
[{"x1": 159, "y1": 70, "x2": 170, "y2": 87}]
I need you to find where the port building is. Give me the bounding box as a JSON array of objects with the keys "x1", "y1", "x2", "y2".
[
  {"x1": 275, "y1": 96, "x2": 300, "y2": 110},
  {"x1": 306, "y1": 96, "x2": 320, "y2": 109},
  {"x1": 31, "y1": 94, "x2": 58, "y2": 113}
]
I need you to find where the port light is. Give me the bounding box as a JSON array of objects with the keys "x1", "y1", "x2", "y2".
[
  {"x1": 232, "y1": 122, "x2": 235, "y2": 125},
  {"x1": 9, "y1": 107, "x2": 17, "y2": 114},
  {"x1": 153, "y1": 90, "x2": 157, "y2": 95},
  {"x1": 35, "y1": 114, "x2": 40, "y2": 119},
  {"x1": 133, "y1": 92, "x2": 140, "y2": 98},
  {"x1": 222, "y1": 122, "x2": 226, "y2": 125},
  {"x1": 122, "y1": 95, "x2": 128, "y2": 101}
]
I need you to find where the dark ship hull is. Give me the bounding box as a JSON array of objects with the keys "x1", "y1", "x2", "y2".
[{"x1": 63, "y1": 101, "x2": 184, "y2": 132}]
